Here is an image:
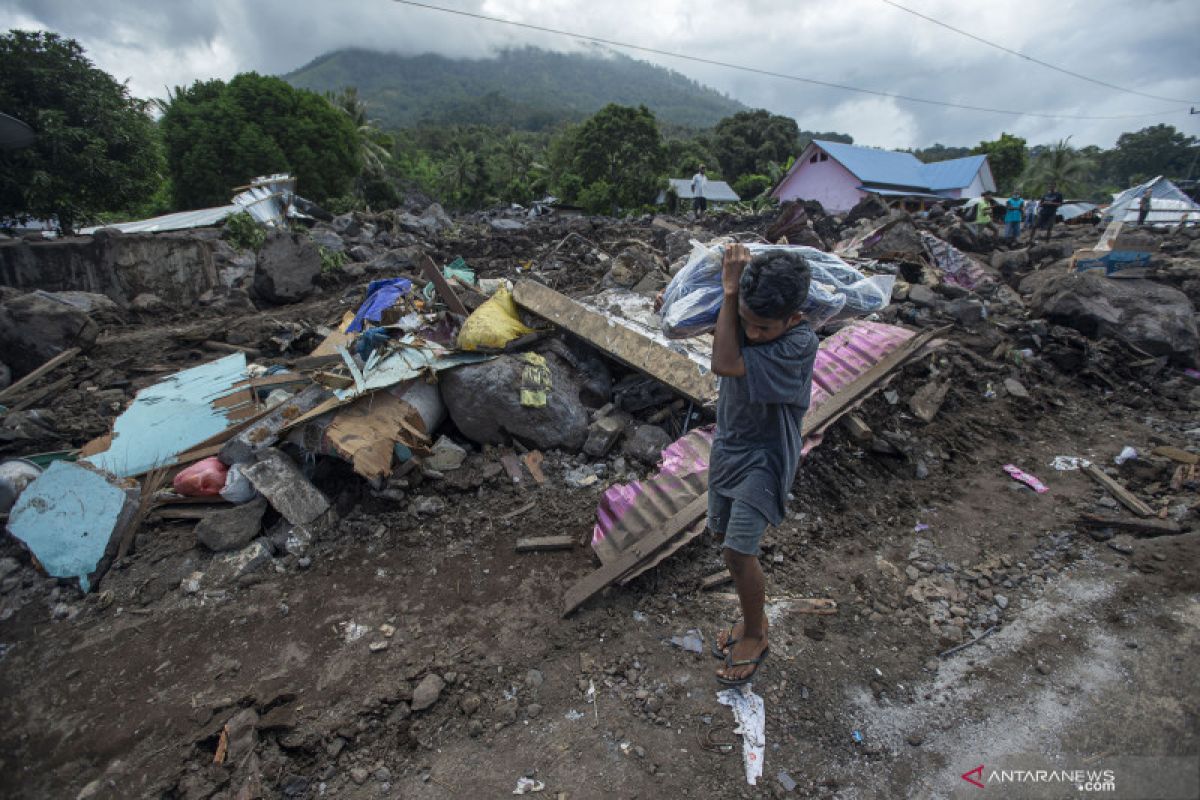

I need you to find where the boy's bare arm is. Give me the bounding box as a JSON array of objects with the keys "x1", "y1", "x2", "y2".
[{"x1": 711, "y1": 244, "x2": 748, "y2": 377}]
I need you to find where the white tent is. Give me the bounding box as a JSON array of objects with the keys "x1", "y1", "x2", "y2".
[{"x1": 1102, "y1": 175, "x2": 1200, "y2": 227}]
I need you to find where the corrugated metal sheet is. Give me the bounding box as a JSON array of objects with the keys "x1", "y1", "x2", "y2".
[
  {"x1": 79, "y1": 205, "x2": 237, "y2": 235},
  {"x1": 1104, "y1": 176, "x2": 1200, "y2": 225},
  {"x1": 814, "y1": 140, "x2": 986, "y2": 193},
  {"x1": 666, "y1": 178, "x2": 740, "y2": 202},
  {"x1": 921, "y1": 155, "x2": 989, "y2": 190}
]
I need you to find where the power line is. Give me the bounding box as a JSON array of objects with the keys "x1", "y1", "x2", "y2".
[
  {"x1": 880, "y1": 0, "x2": 1198, "y2": 105},
  {"x1": 390, "y1": 0, "x2": 1186, "y2": 121}
]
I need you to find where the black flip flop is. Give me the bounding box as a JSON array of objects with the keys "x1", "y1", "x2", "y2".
[
  {"x1": 716, "y1": 646, "x2": 769, "y2": 687},
  {"x1": 711, "y1": 620, "x2": 740, "y2": 660}
]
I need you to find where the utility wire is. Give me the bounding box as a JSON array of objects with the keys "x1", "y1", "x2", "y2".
[
  {"x1": 880, "y1": 0, "x2": 1198, "y2": 105},
  {"x1": 391, "y1": 0, "x2": 1185, "y2": 121}
]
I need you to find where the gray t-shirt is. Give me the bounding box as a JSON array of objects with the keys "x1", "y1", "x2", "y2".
[{"x1": 708, "y1": 323, "x2": 818, "y2": 525}]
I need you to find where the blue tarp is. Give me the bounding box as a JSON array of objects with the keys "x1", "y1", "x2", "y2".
[{"x1": 347, "y1": 279, "x2": 415, "y2": 333}]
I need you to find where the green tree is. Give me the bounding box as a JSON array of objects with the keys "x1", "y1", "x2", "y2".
[
  {"x1": 0, "y1": 30, "x2": 163, "y2": 232},
  {"x1": 972, "y1": 132, "x2": 1027, "y2": 194},
  {"x1": 572, "y1": 104, "x2": 665, "y2": 215},
  {"x1": 712, "y1": 110, "x2": 801, "y2": 182},
  {"x1": 1107, "y1": 124, "x2": 1198, "y2": 186},
  {"x1": 161, "y1": 73, "x2": 361, "y2": 209},
  {"x1": 1022, "y1": 138, "x2": 1094, "y2": 196}
]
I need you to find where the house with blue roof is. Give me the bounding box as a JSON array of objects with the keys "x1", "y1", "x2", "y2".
[{"x1": 772, "y1": 140, "x2": 995, "y2": 213}]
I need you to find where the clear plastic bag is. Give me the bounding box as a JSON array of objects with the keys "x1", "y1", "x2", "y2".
[{"x1": 659, "y1": 242, "x2": 894, "y2": 339}]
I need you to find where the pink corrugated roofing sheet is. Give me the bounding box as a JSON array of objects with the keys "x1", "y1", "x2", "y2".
[{"x1": 593, "y1": 321, "x2": 916, "y2": 554}]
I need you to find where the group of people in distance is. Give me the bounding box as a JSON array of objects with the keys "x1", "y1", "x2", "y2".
[{"x1": 970, "y1": 184, "x2": 1064, "y2": 244}]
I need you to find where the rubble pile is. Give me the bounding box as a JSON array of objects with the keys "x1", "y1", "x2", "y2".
[{"x1": 1, "y1": 195, "x2": 1198, "y2": 798}]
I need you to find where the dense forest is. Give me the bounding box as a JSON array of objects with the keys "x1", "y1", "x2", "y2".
[{"x1": 1, "y1": 33, "x2": 1196, "y2": 230}]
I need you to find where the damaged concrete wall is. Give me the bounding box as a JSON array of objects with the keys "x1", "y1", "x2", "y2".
[{"x1": 0, "y1": 231, "x2": 220, "y2": 306}]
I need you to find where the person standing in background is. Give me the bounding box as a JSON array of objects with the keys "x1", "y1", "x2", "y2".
[
  {"x1": 1138, "y1": 190, "x2": 1152, "y2": 227},
  {"x1": 1003, "y1": 191, "x2": 1025, "y2": 243},
  {"x1": 691, "y1": 165, "x2": 708, "y2": 217}
]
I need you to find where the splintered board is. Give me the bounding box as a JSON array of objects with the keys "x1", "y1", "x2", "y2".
[{"x1": 513, "y1": 280, "x2": 718, "y2": 406}]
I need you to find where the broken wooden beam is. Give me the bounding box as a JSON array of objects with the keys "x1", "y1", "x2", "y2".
[
  {"x1": 1082, "y1": 463, "x2": 1154, "y2": 517},
  {"x1": 203, "y1": 341, "x2": 262, "y2": 358},
  {"x1": 515, "y1": 535, "x2": 575, "y2": 553},
  {"x1": 3, "y1": 375, "x2": 73, "y2": 414},
  {"x1": 420, "y1": 255, "x2": 469, "y2": 317},
  {"x1": 562, "y1": 494, "x2": 708, "y2": 616},
  {"x1": 1150, "y1": 446, "x2": 1199, "y2": 465},
  {"x1": 699, "y1": 571, "x2": 733, "y2": 591},
  {"x1": 513, "y1": 279, "x2": 718, "y2": 406},
  {"x1": 0, "y1": 347, "x2": 80, "y2": 403},
  {"x1": 1075, "y1": 513, "x2": 1183, "y2": 537}
]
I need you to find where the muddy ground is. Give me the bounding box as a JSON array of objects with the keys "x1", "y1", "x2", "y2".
[{"x1": 1, "y1": 210, "x2": 1198, "y2": 800}]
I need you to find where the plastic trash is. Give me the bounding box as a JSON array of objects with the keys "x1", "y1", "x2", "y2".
[
  {"x1": 347, "y1": 278, "x2": 414, "y2": 333},
  {"x1": 659, "y1": 242, "x2": 894, "y2": 338},
  {"x1": 1114, "y1": 446, "x2": 1138, "y2": 465},
  {"x1": 173, "y1": 456, "x2": 229, "y2": 497},
  {"x1": 1003, "y1": 464, "x2": 1048, "y2": 493},
  {"x1": 220, "y1": 463, "x2": 258, "y2": 504},
  {"x1": 669, "y1": 629, "x2": 705, "y2": 654},
  {"x1": 512, "y1": 778, "x2": 545, "y2": 795},
  {"x1": 0, "y1": 459, "x2": 41, "y2": 514},
  {"x1": 1050, "y1": 456, "x2": 1091, "y2": 471},
  {"x1": 456, "y1": 287, "x2": 535, "y2": 351},
  {"x1": 717, "y1": 686, "x2": 766, "y2": 785}
]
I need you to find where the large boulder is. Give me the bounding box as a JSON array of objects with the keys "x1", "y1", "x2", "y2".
[
  {"x1": 195, "y1": 497, "x2": 268, "y2": 552},
  {"x1": 253, "y1": 231, "x2": 321, "y2": 304},
  {"x1": 1028, "y1": 271, "x2": 1199, "y2": 366},
  {"x1": 439, "y1": 353, "x2": 589, "y2": 451},
  {"x1": 857, "y1": 216, "x2": 924, "y2": 262},
  {"x1": 0, "y1": 288, "x2": 98, "y2": 376},
  {"x1": 602, "y1": 245, "x2": 664, "y2": 289},
  {"x1": 843, "y1": 194, "x2": 890, "y2": 227}
]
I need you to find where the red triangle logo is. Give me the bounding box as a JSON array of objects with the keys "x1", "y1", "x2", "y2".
[{"x1": 961, "y1": 765, "x2": 985, "y2": 789}]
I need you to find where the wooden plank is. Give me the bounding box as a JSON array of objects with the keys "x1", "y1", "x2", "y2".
[
  {"x1": 1082, "y1": 464, "x2": 1154, "y2": 517},
  {"x1": 0, "y1": 347, "x2": 80, "y2": 402},
  {"x1": 700, "y1": 571, "x2": 732, "y2": 591},
  {"x1": 1075, "y1": 513, "x2": 1182, "y2": 537},
  {"x1": 801, "y1": 326, "x2": 949, "y2": 437},
  {"x1": 420, "y1": 255, "x2": 469, "y2": 317},
  {"x1": 3, "y1": 375, "x2": 73, "y2": 414},
  {"x1": 499, "y1": 500, "x2": 536, "y2": 521},
  {"x1": 151, "y1": 506, "x2": 218, "y2": 520},
  {"x1": 515, "y1": 535, "x2": 575, "y2": 553},
  {"x1": 708, "y1": 594, "x2": 839, "y2": 614},
  {"x1": 562, "y1": 494, "x2": 709, "y2": 617},
  {"x1": 284, "y1": 353, "x2": 343, "y2": 371},
  {"x1": 203, "y1": 341, "x2": 262, "y2": 357},
  {"x1": 1151, "y1": 446, "x2": 1199, "y2": 465},
  {"x1": 513, "y1": 279, "x2": 718, "y2": 406},
  {"x1": 523, "y1": 451, "x2": 546, "y2": 484}
]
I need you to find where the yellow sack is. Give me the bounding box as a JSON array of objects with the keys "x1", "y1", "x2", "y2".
[{"x1": 456, "y1": 287, "x2": 535, "y2": 351}]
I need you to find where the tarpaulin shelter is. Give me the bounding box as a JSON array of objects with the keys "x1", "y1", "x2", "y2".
[{"x1": 1103, "y1": 176, "x2": 1200, "y2": 227}]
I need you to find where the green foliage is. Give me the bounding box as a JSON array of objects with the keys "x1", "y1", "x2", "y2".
[
  {"x1": 711, "y1": 110, "x2": 801, "y2": 183},
  {"x1": 221, "y1": 212, "x2": 266, "y2": 251},
  {"x1": 319, "y1": 245, "x2": 348, "y2": 273},
  {"x1": 161, "y1": 72, "x2": 362, "y2": 209},
  {"x1": 733, "y1": 173, "x2": 773, "y2": 200},
  {"x1": 284, "y1": 46, "x2": 747, "y2": 131},
  {"x1": 572, "y1": 104, "x2": 666, "y2": 214},
  {"x1": 972, "y1": 133, "x2": 1027, "y2": 193},
  {"x1": 1021, "y1": 138, "x2": 1093, "y2": 196},
  {"x1": 0, "y1": 30, "x2": 164, "y2": 232},
  {"x1": 909, "y1": 143, "x2": 973, "y2": 163},
  {"x1": 1106, "y1": 124, "x2": 1198, "y2": 186}
]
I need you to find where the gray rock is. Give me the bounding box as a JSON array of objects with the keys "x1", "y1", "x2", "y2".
[
  {"x1": 425, "y1": 436, "x2": 467, "y2": 472},
  {"x1": 857, "y1": 216, "x2": 923, "y2": 261},
  {"x1": 1003, "y1": 378, "x2": 1030, "y2": 399},
  {"x1": 253, "y1": 231, "x2": 321, "y2": 304},
  {"x1": 130, "y1": 293, "x2": 166, "y2": 313},
  {"x1": 411, "y1": 674, "x2": 445, "y2": 711},
  {"x1": 309, "y1": 228, "x2": 345, "y2": 252},
  {"x1": 410, "y1": 496, "x2": 445, "y2": 516},
  {"x1": 622, "y1": 424, "x2": 673, "y2": 466},
  {"x1": 331, "y1": 213, "x2": 361, "y2": 237},
  {"x1": 945, "y1": 297, "x2": 986, "y2": 328},
  {"x1": 1028, "y1": 271, "x2": 1198, "y2": 366},
  {"x1": 490, "y1": 218, "x2": 525, "y2": 232},
  {"x1": 241, "y1": 448, "x2": 330, "y2": 526},
  {"x1": 46, "y1": 291, "x2": 122, "y2": 318},
  {"x1": 347, "y1": 245, "x2": 376, "y2": 263},
  {"x1": 906, "y1": 284, "x2": 940, "y2": 309},
  {"x1": 207, "y1": 541, "x2": 272, "y2": 586},
  {"x1": 665, "y1": 229, "x2": 694, "y2": 263},
  {"x1": 0, "y1": 361, "x2": 9, "y2": 391},
  {"x1": 843, "y1": 194, "x2": 890, "y2": 227},
  {"x1": 583, "y1": 416, "x2": 626, "y2": 458},
  {"x1": 367, "y1": 247, "x2": 423, "y2": 274},
  {"x1": 195, "y1": 498, "x2": 268, "y2": 552},
  {"x1": 440, "y1": 353, "x2": 589, "y2": 452},
  {"x1": 603, "y1": 246, "x2": 664, "y2": 289},
  {"x1": 0, "y1": 288, "x2": 99, "y2": 376},
  {"x1": 350, "y1": 767, "x2": 369, "y2": 785},
  {"x1": 994, "y1": 594, "x2": 1009, "y2": 610}
]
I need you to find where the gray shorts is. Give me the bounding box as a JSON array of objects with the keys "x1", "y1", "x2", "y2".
[{"x1": 708, "y1": 491, "x2": 768, "y2": 556}]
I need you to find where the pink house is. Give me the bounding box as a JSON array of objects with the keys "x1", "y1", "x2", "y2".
[{"x1": 772, "y1": 140, "x2": 995, "y2": 213}]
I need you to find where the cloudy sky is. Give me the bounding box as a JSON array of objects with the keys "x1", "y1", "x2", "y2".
[{"x1": 5, "y1": 0, "x2": 1199, "y2": 149}]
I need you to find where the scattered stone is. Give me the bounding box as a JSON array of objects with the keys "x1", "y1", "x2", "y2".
[
  {"x1": 526, "y1": 703, "x2": 542, "y2": 719},
  {"x1": 906, "y1": 284, "x2": 940, "y2": 309},
  {"x1": 350, "y1": 767, "x2": 369, "y2": 785},
  {"x1": 622, "y1": 424, "x2": 672, "y2": 466},
  {"x1": 195, "y1": 498, "x2": 268, "y2": 552},
  {"x1": 410, "y1": 496, "x2": 445, "y2": 516},
  {"x1": 1108, "y1": 540, "x2": 1135, "y2": 556},
  {"x1": 459, "y1": 693, "x2": 482, "y2": 716},
  {"x1": 994, "y1": 595, "x2": 1009, "y2": 610},
  {"x1": 241, "y1": 449, "x2": 330, "y2": 526},
  {"x1": 253, "y1": 230, "x2": 321, "y2": 304},
  {"x1": 583, "y1": 416, "x2": 626, "y2": 458},
  {"x1": 1003, "y1": 378, "x2": 1030, "y2": 399},
  {"x1": 130, "y1": 293, "x2": 166, "y2": 313},
  {"x1": 426, "y1": 436, "x2": 468, "y2": 472},
  {"x1": 1036, "y1": 661, "x2": 1052, "y2": 675},
  {"x1": 411, "y1": 674, "x2": 445, "y2": 712},
  {"x1": 906, "y1": 732, "x2": 925, "y2": 747},
  {"x1": 206, "y1": 541, "x2": 272, "y2": 587}
]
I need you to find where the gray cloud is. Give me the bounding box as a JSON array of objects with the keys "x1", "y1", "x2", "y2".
[{"x1": 4, "y1": 0, "x2": 1198, "y2": 149}]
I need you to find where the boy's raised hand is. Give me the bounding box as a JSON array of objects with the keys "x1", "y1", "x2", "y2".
[{"x1": 722, "y1": 243, "x2": 750, "y2": 298}]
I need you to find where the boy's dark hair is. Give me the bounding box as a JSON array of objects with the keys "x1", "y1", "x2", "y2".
[{"x1": 738, "y1": 251, "x2": 811, "y2": 319}]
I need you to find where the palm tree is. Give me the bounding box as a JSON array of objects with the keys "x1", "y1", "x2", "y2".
[
  {"x1": 325, "y1": 86, "x2": 391, "y2": 178},
  {"x1": 1021, "y1": 137, "x2": 1094, "y2": 196},
  {"x1": 440, "y1": 143, "x2": 480, "y2": 198},
  {"x1": 500, "y1": 134, "x2": 533, "y2": 186}
]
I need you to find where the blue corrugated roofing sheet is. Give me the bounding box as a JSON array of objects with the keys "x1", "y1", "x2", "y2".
[
  {"x1": 814, "y1": 141, "x2": 986, "y2": 192},
  {"x1": 920, "y1": 155, "x2": 988, "y2": 191},
  {"x1": 666, "y1": 178, "x2": 740, "y2": 202}
]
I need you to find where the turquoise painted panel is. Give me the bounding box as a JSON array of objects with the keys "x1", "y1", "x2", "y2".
[
  {"x1": 6, "y1": 461, "x2": 133, "y2": 592},
  {"x1": 83, "y1": 353, "x2": 248, "y2": 477}
]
